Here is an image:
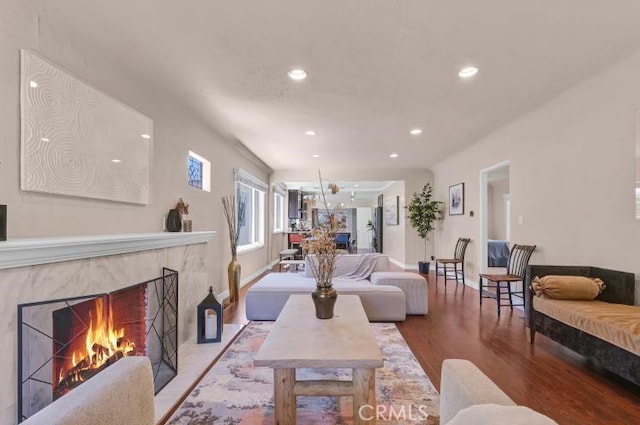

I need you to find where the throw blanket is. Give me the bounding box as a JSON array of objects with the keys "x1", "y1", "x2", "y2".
[{"x1": 335, "y1": 253, "x2": 380, "y2": 280}]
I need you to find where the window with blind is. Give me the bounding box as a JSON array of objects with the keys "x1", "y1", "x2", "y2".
[
  {"x1": 273, "y1": 192, "x2": 285, "y2": 233},
  {"x1": 235, "y1": 169, "x2": 266, "y2": 251}
]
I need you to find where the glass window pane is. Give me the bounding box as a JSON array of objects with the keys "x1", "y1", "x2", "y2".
[
  {"x1": 274, "y1": 193, "x2": 283, "y2": 232},
  {"x1": 237, "y1": 184, "x2": 253, "y2": 246},
  {"x1": 188, "y1": 156, "x2": 203, "y2": 189}
]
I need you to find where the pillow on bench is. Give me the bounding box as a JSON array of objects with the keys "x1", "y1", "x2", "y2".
[{"x1": 532, "y1": 275, "x2": 605, "y2": 300}]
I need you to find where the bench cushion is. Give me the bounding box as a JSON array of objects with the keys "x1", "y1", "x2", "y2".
[{"x1": 533, "y1": 297, "x2": 640, "y2": 355}]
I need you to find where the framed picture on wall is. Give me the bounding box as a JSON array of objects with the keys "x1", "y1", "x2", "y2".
[
  {"x1": 384, "y1": 196, "x2": 399, "y2": 225},
  {"x1": 449, "y1": 183, "x2": 464, "y2": 215}
]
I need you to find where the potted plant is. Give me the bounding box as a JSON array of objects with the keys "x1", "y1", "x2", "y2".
[
  {"x1": 365, "y1": 219, "x2": 376, "y2": 251},
  {"x1": 406, "y1": 183, "x2": 442, "y2": 274}
]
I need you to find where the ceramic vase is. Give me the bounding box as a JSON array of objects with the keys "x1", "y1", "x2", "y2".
[
  {"x1": 166, "y1": 209, "x2": 182, "y2": 232},
  {"x1": 311, "y1": 286, "x2": 338, "y2": 319},
  {"x1": 227, "y1": 256, "x2": 241, "y2": 305}
]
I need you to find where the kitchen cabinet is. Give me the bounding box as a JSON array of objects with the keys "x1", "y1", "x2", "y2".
[{"x1": 288, "y1": 190, "x2": 302, "y2": 219}]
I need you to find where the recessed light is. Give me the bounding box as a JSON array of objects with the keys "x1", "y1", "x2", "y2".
[
  {"x1": 312, "y1": 154, "x2": 320, "y2": 158},
  {"x1": 305, "y1": 130, "x2": 316, "y2": 136},
  {"x1": 141, "y1": 134, "x2": 151, "y2": 139},
  {"x1": 40, "y1": 138, "x2": 50, "y2": 142},
  {"x1": 458, "y1": 67, "x2": 478, "y2": 78},
  {"x1": 288, "y1": 69, "x2": 307, "y2": 80},
  {"x1": 354, "y1": 184, "x2": 359, "y2": 187},
  {"x1": 410, "y1": 128, "x2": 422, "y2": 135},
  {"x1": 390, "y1": 153, "x2": 399, "y2": 158},
  {"x1": 30, "y1": 81, "x2": 38, "y2": 88},
  {"x1": 111, "y1": 159, "x2": 122, "y2": 163}
]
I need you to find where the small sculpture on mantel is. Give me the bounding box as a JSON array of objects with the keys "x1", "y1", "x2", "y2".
[
  {"x1": 176, "y1": 198, "x2": 192, "y2": 232},
  {"x1": 176, "y1": 198, "x2": 190, "y2": 215},
  {"x1": 166, "y1": 198, "x2": 190, "y2": 232}
]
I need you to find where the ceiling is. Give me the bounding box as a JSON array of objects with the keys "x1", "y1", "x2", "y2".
[
  {"x1": 44, "y1": 1, "x2": 640, "y2": 173},
  {"x1": 287, "y1": 180, "x2": 394, "y2": 207}
]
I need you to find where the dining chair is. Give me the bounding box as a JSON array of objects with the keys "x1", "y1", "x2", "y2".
[
  {"x1": 435, "y1": 238, "x2": 471, "y2": 289},
  {"x1": 478, "y1": 244, "x2": 536, "y2": 317},
  {"x1": 288, "y1": 233, "x2": 305, "y2": 257},
  {"x1": 334, "y1": 232, "x2": 351, "y2": 251}
]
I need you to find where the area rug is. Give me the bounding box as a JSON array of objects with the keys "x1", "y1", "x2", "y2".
[{"x1": 167, "y1": 321, "x2": 439, "y2": 424}]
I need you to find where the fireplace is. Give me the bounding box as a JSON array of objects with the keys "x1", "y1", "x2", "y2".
[{"x1": 17, "y1": 268, "x2": 178, "y2": 421}]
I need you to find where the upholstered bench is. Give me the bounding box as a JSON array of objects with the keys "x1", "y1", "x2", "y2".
[
  {"x1": 370, "y1": 271, "x2": 428, "y2": 315},
  {"x1": 526, "y1": 265, "x2": 639, "y2": 385}
]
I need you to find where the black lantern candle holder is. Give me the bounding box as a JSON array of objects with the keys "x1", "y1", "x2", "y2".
[{"x1": 197, "y1": 286, "x2": 223, "y2": 343}]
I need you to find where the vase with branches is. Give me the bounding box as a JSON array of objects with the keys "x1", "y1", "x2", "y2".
[
  {"x1": 302, "y1": 170, "x2": 341, "y2": 319},
  {"x1": 222, "y1": 194, "x2": 245, "y2": 306}
]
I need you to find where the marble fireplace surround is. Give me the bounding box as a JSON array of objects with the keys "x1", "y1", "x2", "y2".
[{"x1": 0, "y1": 231, "x2": 215, "y2": 425}]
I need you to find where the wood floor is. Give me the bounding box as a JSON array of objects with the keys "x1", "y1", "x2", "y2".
[{"x1": 224, "y1": 269, "x2": 640, "y2": 425}]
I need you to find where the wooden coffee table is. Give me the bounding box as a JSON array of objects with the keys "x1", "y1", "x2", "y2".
[{"x1": 254, "y1": 294, "x2": 383, "y2": 425}]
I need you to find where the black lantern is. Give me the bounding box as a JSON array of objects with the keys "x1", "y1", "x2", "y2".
[{"x1": 197, "y1": 286, "x2": 223, "y2": 343}]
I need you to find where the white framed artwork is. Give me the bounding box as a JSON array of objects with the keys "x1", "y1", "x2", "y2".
[
  {"x1": 384, "y1": 196, "x2": 399, "y2": 225},
  {"x1": 20, "y1": 50, "x2": 152, "y2": 204}
]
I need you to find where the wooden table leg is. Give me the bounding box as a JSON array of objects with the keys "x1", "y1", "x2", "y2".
[
  {"x1": 274, "y1": 368, "x2": 296, "y2": 425},
  {"x1": 353, "y1": 368, "x2": 376, "y2": 425}
]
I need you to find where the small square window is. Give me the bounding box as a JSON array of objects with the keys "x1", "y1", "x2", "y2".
[
  {"x1": 187, "y1": 151, "x2": 211, "y2": 192},
  {"x1": 188, "y1": 156, "x2": 203, "y2": 189}
]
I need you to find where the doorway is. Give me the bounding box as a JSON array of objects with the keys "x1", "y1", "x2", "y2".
[
  {"x1": 356, "y1": 207, "x2": 373, "y2": 252},
  {"x1": 479, "y1": 161, "x2": 511, "y2": 272}
]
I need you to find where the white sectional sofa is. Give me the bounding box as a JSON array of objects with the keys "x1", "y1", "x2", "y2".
[{"x1": 246, "y1": 254, "x2": 428, "y2": 321}]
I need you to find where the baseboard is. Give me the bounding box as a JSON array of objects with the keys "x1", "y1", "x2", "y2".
[
  {"x1": 217, "y1": 260, "x2": 278, "y2": 300},
  {"x1": 389, "y1": 257, "x2": 417, "y2": 270},
  {"x1": 464, "y1": 278, "x2": 479, "y2": 290}
]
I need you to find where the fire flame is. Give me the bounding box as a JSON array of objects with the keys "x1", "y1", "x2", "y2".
[{"x1": 58, "y1": 298, "x2": 135, "y2": 385}]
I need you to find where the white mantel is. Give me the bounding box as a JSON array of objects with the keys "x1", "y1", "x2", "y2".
[{"x1": 0, "y1": 231, "x2": 216, "y2": 270}]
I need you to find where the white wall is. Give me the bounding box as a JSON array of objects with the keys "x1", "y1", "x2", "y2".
[
  {"x1": 489, "y1": 179, "x2": 509, "y2": 240},
  {"x1": 432, "y1": 49, "x2": 640, "y2": 297},
  {"x1": 0, "y1": 2, "x2": 272, "y2": 298},
  {"x1": 382, "y1": 181, "x2": 405, "y2": 265},
  {"x1": 356, "y1": 207, "x2": 373, "y2": 250}
]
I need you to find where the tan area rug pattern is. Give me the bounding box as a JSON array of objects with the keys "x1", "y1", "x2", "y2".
[{"x1": 168, "y1": 321, "x2": 439, "y2": 424}]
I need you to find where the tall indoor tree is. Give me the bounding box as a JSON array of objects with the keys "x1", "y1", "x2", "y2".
[{"x1": 406, "y1": 183, "x2": 442, "y2": 273}]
